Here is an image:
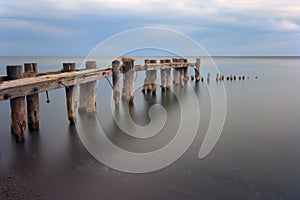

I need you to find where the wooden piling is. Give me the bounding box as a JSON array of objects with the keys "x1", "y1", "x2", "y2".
[
  {"x1": 78, "y1": 61, "x2": 97, "y2": 115},
  {"x1": 184, "y1": 67, "x2": 189, "y2": 81},
  {"x1": 112, "y1": 60, "x2": 120, "y2": 106},
  {"x1": 179, "y1": 58, "x2": 185, "y2": 86},
  {"x1": 85, "y1": 61, "x2": 97, "y2": 116},
  {"x1": 150, "y1": 60, "x2": 157, "y2": 94},
  {"x1": 207, "y1": 72, "x2": 210, "y2": 82},
  {"x1": 7, "y1": 65, "x2": 26, "y2": 142},
  {"x1": 160, "y1": 60, "x2": 167, "y2": 91},
  {"x1": 166, "y1": 68, "x2": 172, "y2": 89},
  {"x1": 24, "y1": 63, "x2": 39, "y2": 131},
  {"x1": 142, "y1": 59, "x2": 151, "y2": 93},
  {"x1": 63, "y1": 63, "x2": 77, "y2": 124},
  {"x1": 164, "y1": 59, "x2": 172, "y2": 89},
  {"x1": 121, "y1": 57, "x2": 135, "y2": 103},
  {"x1": 195, "y1": 58, "x2": 201, "y2": 81},
  {"x1": 173, "y1": 68, "x2": 180, "y2": 85}
]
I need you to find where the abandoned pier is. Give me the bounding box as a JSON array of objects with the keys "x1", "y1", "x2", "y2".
[{"x1": 0, "y1": 57, "x2": 248, "y2": 142}]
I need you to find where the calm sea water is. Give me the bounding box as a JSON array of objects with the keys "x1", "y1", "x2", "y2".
[{"x1": 0, "y1": 57, "x2": 300, "y2": 199}]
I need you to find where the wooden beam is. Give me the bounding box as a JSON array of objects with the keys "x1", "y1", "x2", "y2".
[{"x1": 0, "y1": 67, "x2": 112, "y2": 101}]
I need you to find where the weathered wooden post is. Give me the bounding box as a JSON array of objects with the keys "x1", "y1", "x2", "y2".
[
  {"x1": 160, "y1": 60, "x2": 167, "y2": 91},
  {"x1": 172, "y1": 58, "x2": 180, "y2": 85},
  {"x1": 142, "y1": 59, "x2": 151, "y2": 93},
  {"x1": 7, "y1": 65, "x2": 26, "y2": 142},
  {"x1": 78, "y1": 61, "x2": 97, "y2": 114},
  {"x1": 121, "y1": 57, "x2": 135, "y2": 103},
  {"x1": 85, "y1": 61, "x2": 97, "y2": 117},
  {"x1": 183, "y1": 59, "x2": 189, "y2": 81},
  {"x1": 150, "y1": 60, "x2": 157, "y2": 94},
  {"x1": 63, "y1": 63, "x2": 77, "y2": 124},
  {"x1": 195, "y1": 58, "x2": 201, "y2": 82},
  {"x1": 24, "y1": 63, "x2": 39, "y2": 131},
  {"x1": 178, "y1": 58, "x2": 185, "y2": 87},
  {"x1": 165, "y1": 59, "x2": 172, "y2": 89},
  {"x1": 112, "y1": 60, "x2": 120, "y2": 106}
]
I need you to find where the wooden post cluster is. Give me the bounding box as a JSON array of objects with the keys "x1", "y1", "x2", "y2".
[
  {"x1": 24, "y1": 63, "x2": 39, "y2": 131},
  {"x1": 121, "y1": 57, "x2": 135, "y2": 103},
  {"x1": 63, "y1": 63, "x2": 77, "y2": 124},
  {"x1": 7, "y1": 65, "x2": 26, "y2": 142},
  {"x1": 2, "y1": 57, "x2": 209, "y2": 143},
  {"x1": 112, "y1": 60, "x2": 120, "y2": 106},
  {"x1": 78, "y1": 61, "x2": 97, "y2": 117}
]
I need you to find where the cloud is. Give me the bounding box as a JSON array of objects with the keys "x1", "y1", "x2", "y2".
[{"x1": 0, "y1": 0, "x2": 299, "y2": 55}]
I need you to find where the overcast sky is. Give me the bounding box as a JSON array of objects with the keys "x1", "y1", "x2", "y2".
[{"x1": 0, "y1": 0, "x2": 299, "y2": 56}]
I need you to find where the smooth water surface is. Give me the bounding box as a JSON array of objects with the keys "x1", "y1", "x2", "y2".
[{"x1": 0, "y1": 57, "x2": 300, "y2": 199}]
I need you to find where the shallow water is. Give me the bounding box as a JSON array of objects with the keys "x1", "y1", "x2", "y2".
[{"x1": 0, "y1": 57, "x2": 300, "y2": 199}]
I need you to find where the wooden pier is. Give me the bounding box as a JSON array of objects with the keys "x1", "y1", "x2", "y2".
[
  {"x1": 0, "y1": 57, "x2": 250, "y2": 142},
  {"x1": 0, "y1": 57, "x2": 201, "y2": 142}
]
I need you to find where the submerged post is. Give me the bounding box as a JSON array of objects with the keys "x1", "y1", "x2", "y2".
[
  {"x1": 195, "y1": 58, "x2": 201, "y2": 81},
  {"x1": 63, "y1": 63, "x2": 77, "y2": 124},
  {"x1": 24, "y1": 63, "x2": 39, "y2": 131},
  {"x1": 112, "y1": 60, "x2": 120, "y2": 106},
  {"x1": 7, "y1": 65, "x2": 26, "y2": 142}
]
